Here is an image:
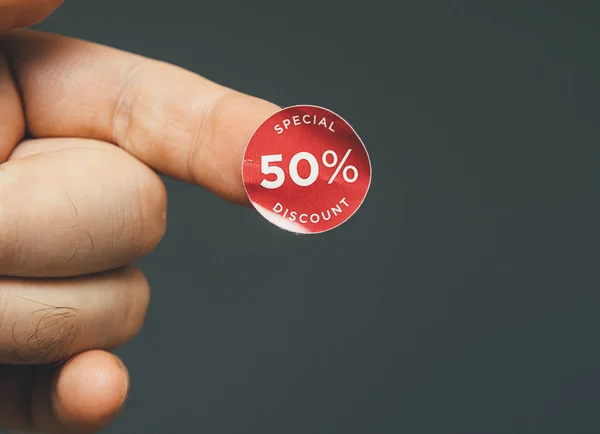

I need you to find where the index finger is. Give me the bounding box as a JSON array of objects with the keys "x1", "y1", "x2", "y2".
[
  {"x1": 0, "y1": 30, "x2": 280, "y2": 205},
  {"x1": 0, "y1": 0, "x2": 63, "y2": 30}
]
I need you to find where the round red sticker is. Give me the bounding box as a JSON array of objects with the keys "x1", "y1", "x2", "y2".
[{"x1": 242, "y1": 105, "x2": 371, "y2": 234}]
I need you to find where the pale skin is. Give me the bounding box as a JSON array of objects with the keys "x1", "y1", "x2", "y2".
[{"x1": 0, "y1": 1, "x2": 279, "y2": 432}]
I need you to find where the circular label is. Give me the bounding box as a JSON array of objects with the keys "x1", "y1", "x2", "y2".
[{"x1": 242, "y1": 105, "x2": 371, "y2": 234}]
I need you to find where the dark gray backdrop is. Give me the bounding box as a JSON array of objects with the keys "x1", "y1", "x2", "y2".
[{"x1": 34, "y1": 1, "x2": 600, "y2": 433}]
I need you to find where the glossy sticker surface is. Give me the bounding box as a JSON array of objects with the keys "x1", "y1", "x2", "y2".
[{"x1": 242, "y1": 105, "x2": 371, "y2": 234}]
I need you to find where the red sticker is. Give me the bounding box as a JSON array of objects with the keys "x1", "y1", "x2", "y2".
[{"x1": 242, "y1": 105, "x2": 371, "y2": 234}]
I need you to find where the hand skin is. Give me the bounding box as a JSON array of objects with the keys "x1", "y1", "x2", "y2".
[{"x1": 0, "y1": 1, "x2": 279, "y2": 432}]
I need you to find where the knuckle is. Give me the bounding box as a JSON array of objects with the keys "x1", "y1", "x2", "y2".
[
  {"x1": 0, "y1": 166, "x2": 23, "y2": 273},
  {"x1": 112, "y1": 58, "x2": 145, "y2": 151},
  {"x1": 115, "y1": 266, "x2": 150, "y2": 343},
  {"x1": 129, "y1": 165, "x2": 167, "y2": 258}
]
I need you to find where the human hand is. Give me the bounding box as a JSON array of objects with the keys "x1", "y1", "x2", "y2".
[{"x1": 0, "y1": 1, "x2": 278, "y2": 432}]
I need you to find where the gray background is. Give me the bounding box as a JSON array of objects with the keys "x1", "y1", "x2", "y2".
[{"x1": 35, "y1": 1, "x2": 600, "y2": 433}]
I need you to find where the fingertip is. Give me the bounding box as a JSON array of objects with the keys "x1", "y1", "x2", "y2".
[
  {"x1": 188, "y1": 91, "x2": 279, "y2": 206},
  {"x1": 51, "y1": 350, "x2": 129, "y2": 430}
]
